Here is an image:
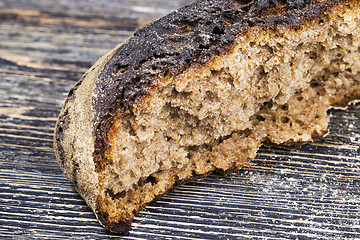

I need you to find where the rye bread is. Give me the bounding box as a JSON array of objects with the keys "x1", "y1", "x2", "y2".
[{"x1": 54, "y1": 0, "x2": 360, "y2": 234}]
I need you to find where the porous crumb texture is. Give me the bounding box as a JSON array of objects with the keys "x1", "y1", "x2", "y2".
[{"x1": 97, "y1": 4, "x2": 360, "y2": 226}]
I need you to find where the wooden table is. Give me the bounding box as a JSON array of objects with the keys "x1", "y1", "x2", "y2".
[{"x1": 1, "y1": 1, "x2": 360, "y2": 239}]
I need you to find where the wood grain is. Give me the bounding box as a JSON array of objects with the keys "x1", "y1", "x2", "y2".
[{"x1": 1, "y1": 0, "x2": 360, "y2": 239}]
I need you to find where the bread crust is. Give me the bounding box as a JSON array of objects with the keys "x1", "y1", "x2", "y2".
[
  {"x1": 54, "y1": 41, "x2": 130, "y2": 229},
  {"x1": 54, "y1": 0, "x2": 360, "y2": 235}
]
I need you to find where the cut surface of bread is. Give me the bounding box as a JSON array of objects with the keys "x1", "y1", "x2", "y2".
[{"x1": 54, "y1": 0, "x2": 360, "y2": 235}]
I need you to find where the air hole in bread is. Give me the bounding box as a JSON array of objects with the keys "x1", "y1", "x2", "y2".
[
  {"x1": 281, "y1": 116, "x2": 290, "y2": 123},
  {"x1": 113, "y1": 64, "x2": 129, "y2": 75}
]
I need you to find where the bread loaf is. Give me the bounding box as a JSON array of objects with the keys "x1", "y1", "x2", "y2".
[{"x1": 54, "y1": 0, "x2": 360, "y2": 234}]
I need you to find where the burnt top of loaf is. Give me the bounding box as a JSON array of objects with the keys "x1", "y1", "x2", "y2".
[{"x1": 92, "y1": 0, "x2": 352, "y2": 159}]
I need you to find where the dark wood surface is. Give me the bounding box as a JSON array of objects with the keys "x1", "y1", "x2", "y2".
[{"x1": 1, "y1": 1, "x2": 360, "y2": 239}]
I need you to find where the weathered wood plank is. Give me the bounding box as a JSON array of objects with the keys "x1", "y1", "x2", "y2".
[{"x1": 1, "y1": 0, "x2": 360, "y2": 239}]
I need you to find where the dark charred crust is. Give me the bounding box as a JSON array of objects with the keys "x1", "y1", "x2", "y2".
[
  {"x1": 72, "y1": 162, "x2": 79, "y2": 186},
  {"x1": 92, "y1": 0, "x2": 355, "y2": 169},
  {"x1": 54, "y1": 110, "x2": 69, "y2": 166},
  {"x1": 96, "y1": 208, "x2": 132, "y2": 235}
]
